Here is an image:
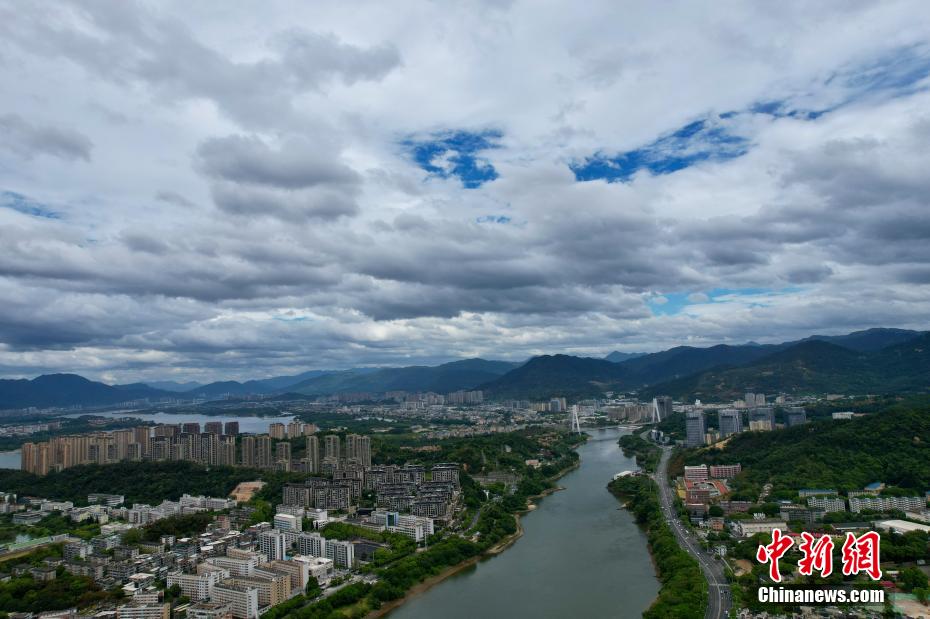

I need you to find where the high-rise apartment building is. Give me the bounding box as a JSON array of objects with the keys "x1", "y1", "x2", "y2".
[
  {"x1": 718, "y1": 409, "x2": 743, "y2": 437},
  {"x1": 241, "y1": 436, "x2": 256, "y2": 468},
  {"x1": 204, "y1": 422, "x2": 223, "y2": 435},
  {"x1": 345, "y1": 435, "x2": 371, "y2": 467},
  {"x1": 268, "y1": 423, "x2": 286, "y2": 440},
  {"x1": 786, "y1": 407, "x2": 808, "y2": 427},
  {"x1": 286, "y1": 421, "x2": 303, "y2": 438},
  {"x1": 749, "y1": 407, "x2": 775, "y2": 431},
  {"x1": 324, "y1": 435, "x2": 341, "y2": 461},
  {"x1": 305, "y1": 436, "x2": 320, "y2": 474},
  {"x1": 276, "y1": 442, "x2": 291, "y2": 471},
  {"x1": 224, "y1": 421, "x2": 240, "y2": 436},
  {"x1": 685, "y1": 411, "x2": 706, "y2": 448},
  {"x1": 259, "y1": 530, "x2": 287, "y2": 561}
]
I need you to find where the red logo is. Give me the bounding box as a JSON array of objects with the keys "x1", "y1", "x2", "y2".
[
  {"x1": 798, "y1": 532, "x2": 834, "y2": 577},
  {"x1": 841, "y1": 531, "x2": 882, "y2": 581},
  {"x1": 756, "y1": 529, "x2": 794, "y2": 582},
  {"x1": 756, "y1": 529, "x2": 883, "y2": 582}
]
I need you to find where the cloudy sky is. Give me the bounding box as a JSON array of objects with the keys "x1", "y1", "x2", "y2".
[{"x1": 1, "y1": 1, "x2": 930, "y2": 383}]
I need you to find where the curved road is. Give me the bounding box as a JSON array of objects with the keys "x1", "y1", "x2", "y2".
[{"x1": 653, "y1": 446, "x2": 731, "y2": 619}]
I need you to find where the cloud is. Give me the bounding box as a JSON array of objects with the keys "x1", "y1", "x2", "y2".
[
  {"x1": 0, "y1": 114, "x2": 92, "y2": 162},
  {"x1": 0, "y1": 2, "x2": 401, "y2": 129},
  {"x1": 195, "y1": 135, "x2": 361, "y2": 220},
  {"x1": 0, "y1": 1, "x2": 929, "y2": 382}
]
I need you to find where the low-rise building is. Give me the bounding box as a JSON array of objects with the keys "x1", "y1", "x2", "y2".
[
  {"x1": 116, "y1": 603, "x2": 169, "y2": 619},
  {"x1": 732, "y1": 519, "x2": 787, "y2": 538},
  {"x1": 185, "y1": 602, "x2": 233, "y2": 619},
  {"x1": 807, "y1": 496, "x2": 846, "y2": 513},
  {"x1": 683, "y1": 465, "x2": 708, "y2": 482},
  {"x1": 708, "y1": 464, "x2": 741, "y2": 479}
]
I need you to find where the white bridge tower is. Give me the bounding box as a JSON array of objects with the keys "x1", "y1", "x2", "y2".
[
  {"x1": 570, "y1": 405, "x2": 582, "y2": 433},
  {"x1": 651, "y1": 397, "x2": 662, "y2": 423}
]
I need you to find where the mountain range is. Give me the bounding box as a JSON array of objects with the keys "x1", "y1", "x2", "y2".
[
  {"x1": 479, "y1": 328, "x2": 929, "y2": 400},
  {"x1": 0, "y1": 327, "x2": 926, "y2": 410}
]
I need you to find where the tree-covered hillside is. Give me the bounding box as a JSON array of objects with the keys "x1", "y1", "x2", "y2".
[
  {"x1": 647, "y1": 334, "x2": 930, "y2": 400},
  {"x1": 686, "y1": 404, "x2": 930, "y2": 499},
  {"x1": 0, "y1": 461, "x2": 262, "y2": 504}
]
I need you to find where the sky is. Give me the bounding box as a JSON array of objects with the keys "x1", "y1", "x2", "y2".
[{"x1": 1, "y1": 1, "x2": 930, "y2": 383}]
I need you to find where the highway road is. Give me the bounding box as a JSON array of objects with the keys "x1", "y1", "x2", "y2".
[{"x1": 653, "y1": 446, "x2": 732, "y2": 619}]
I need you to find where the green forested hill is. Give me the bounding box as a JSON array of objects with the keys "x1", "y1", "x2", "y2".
[
  {"x1": 689, "y1": 403, "x2": 930, "y2": 499},
  {"x1": 646, "y1": 334, "x2": 930, "y2": 400},
  {"x1": 0, "y1": 461, "x2": 261, "y2": 504}
]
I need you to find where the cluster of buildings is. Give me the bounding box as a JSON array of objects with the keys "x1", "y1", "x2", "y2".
[
  {"x1": 316, "y1": 389, "x2": 484, "y2": 407},
  {"x1": 0, "y1": 419, "x2": 62, "y2": 437},
  {"x1": 1, "y1": 492, "x2": 235, "y2": 532},
  {"x1": 20, "y1": 421, "x2": 368, "y2": 477},
  {"x1": 685, "y1": 406, "x2": 808, "y2": 447},
  {"x1": 21, "y1": 422, "x2": 243, "y2": 475},
  {"x1": 282, "y1": 461, "x2": 461, "y2": 524},
  {"x1": 679, "y1": 471, "x2": 930, "y2": 539},
  {"x1": 1, "y1": 489, "x2": 372, "y2": 619},
  {"x1": 682, "y1": 464, "x2": 740, "y2": 515}
]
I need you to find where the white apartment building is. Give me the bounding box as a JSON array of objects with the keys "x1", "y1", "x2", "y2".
[
  {"x1": 325, "y1": 538, "x2": 355, "y2": 569},
  {"x1": 212, "y1": 582, "x2": 259, "y2": 619},
  {"x1": 807, "y1": 496, "x2": 846, "y2": 512},
  {"x1": 294, "y1": 556, "x2": 334, "y2": 585},
  {"x1": 370, "y1": 510, "x2": 435, "y2": 542},
  {"x1": 849, "y1": 496, "x2": 926, "y2": 513},
  {"x1": 297, "y1": 532, "x2": 325, "y2": 557},
  {"x1": 259, "y1": 530, "x2": 288, "y2": 561},
  {"x1": 166, "y1": 570, "x2": 226, "y2": 602},
  {"x1": 732, "y1": 519, "x2": 787, "y2": 538},
  {"x1": 207, "y1": 556, "x2": 258, "y2": 578},
  {"x1": 116, "y1": 603, "x2": 169, "y2": 619},
  {"x1": 273, "y1": 513, "x2": 301, "y2": 532}
]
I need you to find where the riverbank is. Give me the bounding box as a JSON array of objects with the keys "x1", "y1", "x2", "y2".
[{"x1": 365, "y1": 457, "x2": 581, "y2": 618}]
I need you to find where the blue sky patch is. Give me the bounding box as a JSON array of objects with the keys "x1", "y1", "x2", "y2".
[
  {"x1": 0, "y1": 191, "x2": 60, "y2": 219},
  {"x1": 476, "y1": 215, "x2": 511, "y2": 224},
  {"x1": 571, "y1": 116, "x2": 749, "y2": 183},
  {"x1": 404, "y1": 129, "x2": 502, "y2": 188},
  {"x1": 647, "y1": 287, "x2": 800, "y2": 316}
]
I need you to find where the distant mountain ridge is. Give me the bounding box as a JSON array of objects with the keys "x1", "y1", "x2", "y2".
[
  {"x1": 145, "y1": 380, "x2": 204, "y2": 392},
  {"x1": 604, "y1": 351, "x2": 647, "y2": 363},
  {"x1": 289, "y1": 359, "x2": 520, "y2": 395},
  {"x1": 480, "y1": 327, "x2": 927, "y2": 400},
  {"x1": 0, "y1": 374, "x2": 173, "y2": 410},
  {"x1": 643, "y1": 333, "x2": 930, "y2": 399},
  {"x1": 0, "y1": 327, "x2": 925, "y2": 410}
]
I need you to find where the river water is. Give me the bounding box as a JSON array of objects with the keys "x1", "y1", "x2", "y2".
[{"x1": 387, "y1": 427, "x2": 658, "y2": 619}]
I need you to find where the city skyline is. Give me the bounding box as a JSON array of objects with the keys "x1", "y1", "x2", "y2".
[{"x1": 2, "y1": 2, "x2": 930, "y2": 384}]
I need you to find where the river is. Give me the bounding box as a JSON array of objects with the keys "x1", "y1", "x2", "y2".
[{"x1": 386, "y1": 427, "x2": 658, "y2": 619}]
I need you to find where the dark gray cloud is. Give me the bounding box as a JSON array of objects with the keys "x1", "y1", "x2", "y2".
[
  {"x1": 195, "y1": 135, "x2": 361, "y2": 220},
  {"x1": 0, "y1": 113, "x2": 92, "y2": 161},
  {"x1": 196, "y1": 136, "x2": 360, "y2": 189}
]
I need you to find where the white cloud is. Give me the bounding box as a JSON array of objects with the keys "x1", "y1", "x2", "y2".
[{"x1": 0, "y1": 0, "x2": 929, "y2": 381}]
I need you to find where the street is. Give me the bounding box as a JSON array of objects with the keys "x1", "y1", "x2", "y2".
[{"x1": 652, "y1": 447, "x2": 732, "y2": 619}]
